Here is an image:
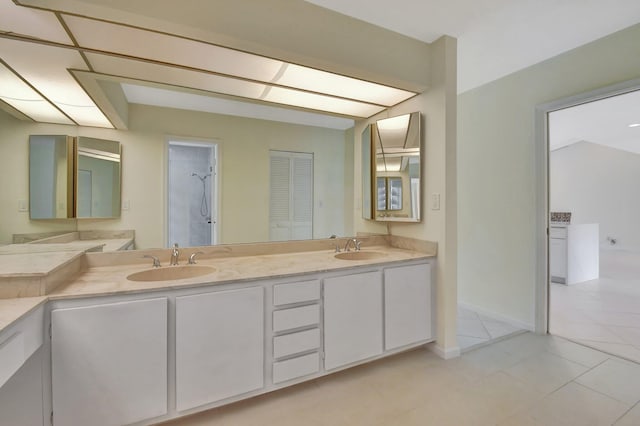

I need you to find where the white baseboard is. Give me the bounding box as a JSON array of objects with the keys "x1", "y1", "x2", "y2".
[
  {"x1": 428, "y1": 342, "x2": 461, "y2": 359},
  {"x1": 458, "y1": 301, "x2": 534, "y2": 332}
]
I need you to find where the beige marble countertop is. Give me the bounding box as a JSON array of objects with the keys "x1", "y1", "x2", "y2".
[
  {"x1": 0, "y1": 237, "x2": 435, "y2": 335},
  {"x1": 0, "y1": 251, "x2": 84, "y2": 278},
  {"x1": 0, "y1": 296, "x2": 47, "y2": 333},
  {"x1": 0, "y1": 242, "x2": 105, "y2": 255},
  {"x1": 49, "y1": 245, "x2": 431, "y2": 300}
]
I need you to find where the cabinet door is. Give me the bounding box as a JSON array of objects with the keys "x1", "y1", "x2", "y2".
[
  {"x1": 176, "y1": 286, "x2": 264, "y2": 412},
  {"x1": 550, "y1": 238, "x2": 567, "y2": 280},
  {"x1": 324, "y1": 271, "x2": 383, "y2": 370},
  {"x1": 51, "y1": 298, "x2": 168, "y2": 426},
  {"x1": 384, "y1": 263, "x2": 432, "y2": 350}
]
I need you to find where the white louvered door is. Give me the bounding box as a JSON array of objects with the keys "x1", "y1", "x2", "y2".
[{"x1": 270, "y1": 151, "x2": 313, "y2": 241}]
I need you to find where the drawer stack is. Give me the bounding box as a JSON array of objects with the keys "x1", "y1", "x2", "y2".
[{"x1": 271, "y1": 279, "x2": 321, "y2": 384}]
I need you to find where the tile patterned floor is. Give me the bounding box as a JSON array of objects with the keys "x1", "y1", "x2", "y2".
[
  {"x1": 550, "y1": 249, "x2": 640, "y2": 363},
  {"x1": 457, "y1": 306, "x2": 525, "y2": 352},
  {"x1": 160, "y1": 333, "x2": 640, "y2": 425}
]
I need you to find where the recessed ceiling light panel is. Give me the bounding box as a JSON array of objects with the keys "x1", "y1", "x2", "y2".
[{"x1": 0, "y1": 61, "x2": 74, "y2": 124}]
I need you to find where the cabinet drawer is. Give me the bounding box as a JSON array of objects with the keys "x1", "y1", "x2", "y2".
[
  {"x1": 273, "y1": 304, "x2": 320, "y2": 332},
  {"x1": 273, "y1": 328, "x2": 320, "y2": 359},
  {"x1": 273, "y1": 352, "x2": 320, "y2": 384},
  {"x1": 550, "y1": 227, "x2": 567, "y2": 239},
  {"x1": 273, "y1": 280, "x2": 320, "y2": 306}
]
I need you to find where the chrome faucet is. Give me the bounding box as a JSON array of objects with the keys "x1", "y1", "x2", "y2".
[
  {"x1": 170, "y1": 243, "x2": 180, "y2": 265},
  {"x1": 188, "y1": 251, "x2": 204, "y2": 264},
  {"x1": 343, "y1": 238, "x2": 361, "y2": 252},
  {"x1": 143, "y1": 254, "x2": 161, "y2": 268}
]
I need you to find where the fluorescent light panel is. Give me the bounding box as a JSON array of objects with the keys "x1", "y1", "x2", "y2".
[
  {"x1": 121, "y1": 83, "x2": 355, "y2": 130},
  {"x1": 86, "y1": 53, "x2": 384, "y2": 117},
  {"x1": 0, "y1": 38, "x2": 112, "y2": 127},
  {"x1": 63, "y1": 15, "x2": 414, "y2": 116},
  {"x1": 0, "y1": 62, "x2": 73, "y2": 124}
]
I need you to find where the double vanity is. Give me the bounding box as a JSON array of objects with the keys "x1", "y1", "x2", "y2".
[{"x1": 0, "y1": 235, "x2": 435, "y2": 426}]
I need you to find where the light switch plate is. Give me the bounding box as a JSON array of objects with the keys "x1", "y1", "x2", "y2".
[
  {"x1": 122, "y1": 200, "x2": 130, "y2": 211},
  {"x1": 18, "y1": 199, "x2": 28, "y2": 212},
  {"x1": 431, "y1": 193, "x2": 440, "y2": 210}
]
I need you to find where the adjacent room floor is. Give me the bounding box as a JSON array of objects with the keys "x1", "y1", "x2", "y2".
[
  {"x1": 550, "y1": 249, "x2": 640, "y2": 363},
  {"x1": 457, "y1": 306, "x2": 525, "y2": 352},
  {"x1": 160, "y1": 332, "x2": 640, "y2": 425}
]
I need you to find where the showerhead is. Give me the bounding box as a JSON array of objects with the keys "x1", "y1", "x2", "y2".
[{"x1": 191, "y1": 172, "x2": 211, "y2": 181}]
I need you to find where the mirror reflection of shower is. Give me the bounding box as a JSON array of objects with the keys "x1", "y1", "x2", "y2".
[
  {"x1": 167, "y1": 141, "x2": 218, "y2": 247},
  {"x1": 192, "y1": 172, "x2": 212, "y2": 219}
]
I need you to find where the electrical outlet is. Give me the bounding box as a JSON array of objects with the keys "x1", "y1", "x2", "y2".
[
  {"x1": 122, "y1": 200, "x2": 130, "y2": 211},
  {"x1": 18, "y1": 199, "x2": 28, "y2": 212}
]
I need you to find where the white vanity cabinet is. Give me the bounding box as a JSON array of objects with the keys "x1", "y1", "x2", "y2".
[
  {"x1": 175, "y1": 286, "x2": 264, "y2": 412},
  {"x1": 384, "y1": 263, "x2": 433, "y2": 350},
  {"x1": 51, "y1": 297, "x2": 168, "y2": 426},
  {"x1": 323, "y1": 271, "x2": 383, "y2": 370},
  {"x1": 0, "y1": 305, "x2": 45, "y2": 426}
]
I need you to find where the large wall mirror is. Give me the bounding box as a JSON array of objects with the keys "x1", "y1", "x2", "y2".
[
  {"x1": 369, "y1": 111, "x2": 421, "y2": 222},
  {"x1": 29, "y1": 135, "x2": 121, "y2": 220}
]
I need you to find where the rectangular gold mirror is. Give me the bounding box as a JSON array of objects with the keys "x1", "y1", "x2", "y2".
[
  {"x1": 29, "y1": 135, "x2": 74, "y2": 219},
  {"x1": 372, "y1": 112, "x2": 421, "y2": 222},
  {"x1": 29, "y1": 135, "x2": 122, "y2": 219},
  {"x1": 76, "y1": 137, "x2": 121, "y2": 218}
]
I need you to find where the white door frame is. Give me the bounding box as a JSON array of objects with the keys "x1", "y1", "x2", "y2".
[
  {"x1": 165, "y1": 137, "x2": 219, "y2": 247},
  {"x1": 534, "y1": 78, "x2": 640, "y2": 333}
]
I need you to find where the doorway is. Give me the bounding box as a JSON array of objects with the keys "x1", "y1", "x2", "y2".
[
  {"x1": 538, "y1": 81, "x2": 640, "y2": 361},
  {"x1": 167, "y1": 140, "x2": 218, "y2": 248}
]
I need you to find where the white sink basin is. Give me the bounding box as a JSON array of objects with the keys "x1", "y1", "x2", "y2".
[
  {"x1": 334, "y1": 251, "x2": 386, "y2": 261},
  {"x1": 127, "y1": 265, "x2": 216, "y2": 282}
]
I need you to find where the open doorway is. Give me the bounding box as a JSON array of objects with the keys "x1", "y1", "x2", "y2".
[
  {"x1": 167, "y1": 139, "x2": 218, "y2": 248},
  {"x1": 545, "y1": 86, "x2": 640, "y2": 362}
]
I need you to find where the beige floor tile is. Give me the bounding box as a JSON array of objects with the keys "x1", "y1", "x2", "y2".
[
  {"x1": 551, "y1": 321, "x2": 626, "y2": 344},
  {"x1": 504, "y1": 351, "x2": 589, "y2": 394},
  {"x1": 609, "y1": 325, "x2": 640, "y2": 347},
  {"x1": 493, "y1": 332, "x2": 552, "y2": 360},
  {"x1": 527, "y1": 382, "x2": 629, "y2": 426},
  {"x1": 394, "y1": 371, "x2": 543, "y2": 425},
  {"x1": 457, "y1": 317, "x2": 491, "y2": 339},
  {"x1": 158, "y1": 333, "x2": 640, "y2": 426},
  {"x1": 576, "y1": 358, "x2": 640, "y2": 405},
  {"x1": 459, "y1": 335, "x2": 490, "y2": 351},
  {"x1": 481, "y1": 319, "x2": 523, "y2": 339},
  {"x1": 575, "y1": 339, "x2": 640, "y2": 364},
  {"x1": 546, "y1": 335, "x2": 611, "y2": 367},
  {"x1": 445, "y1": 343, "x2": 522, "y2": 382},
  {"x1": 614, "y1": 402, "x2": 640, "y2": 426}
]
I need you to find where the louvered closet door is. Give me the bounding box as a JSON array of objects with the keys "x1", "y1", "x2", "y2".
[{"x1": 270, "y1": 151, "x2": 313, "y2": 241}]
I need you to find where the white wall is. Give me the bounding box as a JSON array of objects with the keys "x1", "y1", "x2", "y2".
[
  {"x1": 551, "y1": 141, "x2": 640, "y2": 252},
  {"x1": 0, "y1": 104, "x2": 351, "y2": 248},
  {"x1": 458, "y1": 23, "x2": 640, "y2": 328}
]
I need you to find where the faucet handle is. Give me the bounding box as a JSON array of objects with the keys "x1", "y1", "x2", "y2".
[
  {"x1": 143, "y1": 254, "x2": 161, "y2": 268},
  {"x1": 188, "y1": 251, "x2": 204, "y2": 264},
  {"x1": 355, "y1": 240, "x2": 362, "y2": 251}
]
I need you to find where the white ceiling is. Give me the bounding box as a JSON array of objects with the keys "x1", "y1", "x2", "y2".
[
  {"x1": 306, "y1": 0, "x2": 640, "y2": 93},
  {"x1": 2, "y1": 0, "x2": 640, "y2": 132},
  {"x1": 549, "y1": 89, "x2": 640, "y2": 155}
]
